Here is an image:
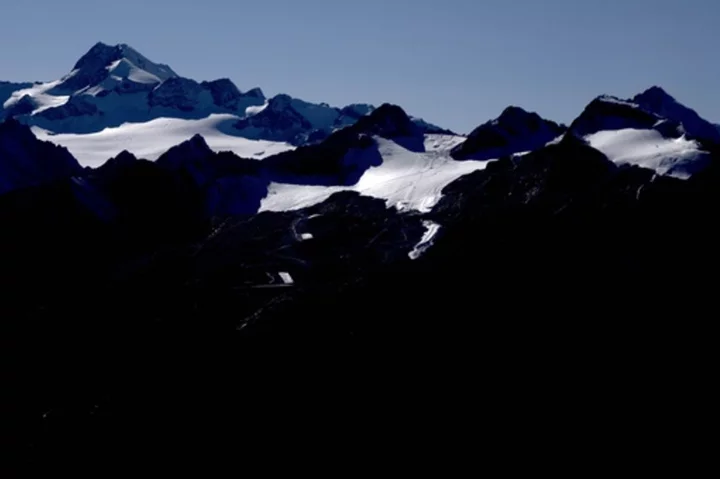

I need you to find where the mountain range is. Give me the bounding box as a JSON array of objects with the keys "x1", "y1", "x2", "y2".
[
  {"x1": 2, "y1": 42, "x2": 719, "y2": 198},
  {"x1": 3, "y1": 42, "x2": 718, "y2": 473}
]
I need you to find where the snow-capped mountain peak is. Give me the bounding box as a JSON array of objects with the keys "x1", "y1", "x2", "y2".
[
  {"x1": 58, "y1": 42, "x2": 178, "y2": 94},
  {"x1": 569, "y1": 86, "x2": 716, "y2": 178},
  {"x1": 1, "y1": 42, "x2": 271, "y2": 135},
  {"x1": 74, "y1": 42, "x2": 176, "y2": 77},
  {"x1": 568, "y1": 94, "x2": 662, "y2": 137},
  {"x1": 569, "y1": 86, "x2": 720, "y2": 146},
  {"x1": 631, "y1": 85, "x2": 720, "y2": 144},
  {"x1": 1, "y1": 41, "x2": 450, "y2": 156}
]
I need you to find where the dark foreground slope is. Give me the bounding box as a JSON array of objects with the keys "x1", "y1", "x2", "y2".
[{"x1": 2, "y1": 134, "x2": 717, "y2": 474}]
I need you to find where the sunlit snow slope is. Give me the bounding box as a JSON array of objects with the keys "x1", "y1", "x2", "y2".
[
  {"x1": 31, "y1": 114, "x2": 295, "y2": 166},
  {"x1": 260, "y1": 134, "x2": 490, "y2": 213},
  {"x1": 3, "y1": 79, "x2": 70, "y2": 114},
  {"x1": 586, "y1": 128, "x2": 710, "y2": 178}
]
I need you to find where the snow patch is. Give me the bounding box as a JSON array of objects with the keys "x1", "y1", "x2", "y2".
[
  {"x1": 245, "y1": 101, "x2": 268, "y2": 116},
  {"x1": 106, "y1": 58, "x2": 163, "y2": 84},
  {"x1": 409, "y1": 221, "x2": 442, "y2": 260},
  {"x1": 278, "y1": 272, "x2": 294, "y2": 284},
  {"x1": 596, "y1": 95, "x2": 639, "y2": 108}
]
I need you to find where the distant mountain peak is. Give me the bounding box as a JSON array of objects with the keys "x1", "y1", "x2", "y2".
[
  {"x1": 568, "y1": 93, "x2": 663, "y2": 137},
  {"x1": 178, "y1": 133, "x2": 213, "y2": 153},
  {"x1": 633, "y1": 85, "x2": 674, "y2": 103},
  {"x1": 354, "y1": 103, "x2": 420, "y2": 139},
  {"x1": 494, "y1": 106, "x2": 548, "y2": 126},
  {"x1": 631, "y1": 86, "x2": 720, "y2": 144},
  {"x1": 72, "y1": 42, "x2": 118, "y2": 70},
  {"x1": 200, "y1": 78, "x2": 265, "y2": 109},
  {"x1": 157, "y1": 133, "x2": 213, "y2": 164},
  {"x1": 568, "y1": 86, "x2": 720, "y2": 145},
  {"x1": 153, "y1": 134, "x2": 221, "y2": 187},
  {"x1": 3, "y1": 42, "x2": 448, "y2": 149},
  {"x1": 498, "y1": 105, "x2": 532, "y2": 117},
  {"x1": 112, "y1": 150, "x2": 140, "y2": 163},
  {"x1": 372, "y1": 103, "x2": 408, "y2": 116},
  {"x1": 342, "y1": 103, "x2": 374, "y2": 115},
  {"x1": 244, "y1": 87, "x2": 265, "y2": 99},
  {"x1": 93, "y1": 149, "x2": 141, "y2": 177},
  {"x1": 268, "y1": 94, "x2": 294, "y2": 110},
  {"x1": 452, "y1": 106, "x2": 565, "y2": 161},
  {"x1": 73, "y1": 42, "x2": 177, "y2": 76},
  {"x1": 56, "y1": 41, "x2": 178, "y2": 94}
]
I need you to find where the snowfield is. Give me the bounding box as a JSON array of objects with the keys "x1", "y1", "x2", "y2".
[
  {"x1": 586, "y1": 128, "x2": 708, "y2": 178},
  {"x1": 3, "y1": 78, "x2": 70, "y2": 114},
  {"x1": 260, "y1": 134, "x2": 492, "y2": 213},
  {"x1": 31, "y1": 114, "x2": 296, "y2": 166}
]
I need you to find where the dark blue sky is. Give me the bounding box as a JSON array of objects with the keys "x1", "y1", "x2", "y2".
[{"x1": 1, "y1": 0, "x2": 718, "y2": 133}]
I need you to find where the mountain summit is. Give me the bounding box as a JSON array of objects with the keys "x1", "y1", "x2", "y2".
[
  {"x1": 451, "y1": 106, "x2": 565, "y2": 161},
  {"x1": 631, "y1": 86, "x2": 720, "y2": 144},
  {"x1": 1, "y1": 42, "x2": 445, "y2": 151},
  {"x1": 57, "y1": 42, "x2": 179, "y2": 94}
]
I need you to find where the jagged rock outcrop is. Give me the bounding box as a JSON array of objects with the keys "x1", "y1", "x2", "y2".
[
  {"x1": 451, "y1": 106, "x2": 565, "y2": 161},
  {"x1": 569, "y1": 95, "x2": 669, "y2": 137},
  {"x1": 201, "y1": 79, "x2": 266, "y2": 110},
  {"x1": 155, "y1": 134, "x2": 268, "y2": 215},
  {"x1": 148, "y1": 77, "x2": 208, "y2": 112},
  {"x1": 632, "y1": 86, "x2": 720, "y2": 145},
  {"x1": 0, "y1": 119, "x2": 83, "y2": 194}
]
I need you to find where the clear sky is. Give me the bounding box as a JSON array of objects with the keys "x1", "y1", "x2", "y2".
[{"x1": 1, "y1": 0, "x2": 718, "y2": 133}]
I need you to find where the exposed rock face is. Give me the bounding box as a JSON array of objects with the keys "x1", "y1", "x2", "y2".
[
  {"x1": 148, "y1": 77, "x2": 208, "y2": 112},
  {"x1": 36, "y1": 96, "x2": 101, "y2": 120},
  {"x1": 0, "y1": 80, "x2": 33, "y2": 112},
  {"x1": 0, "y1": 119, "x2": 83, "y2": 194},
  {"x1": 260, "y1": 103, "x2": 424, "y2": 185},
  {"x1": 353, "y1": 103, "x2": 423, "y2": 139},
  {"x1": 632, "y1": 86, "x2": 720, "y2": 145},
  {"x1": 452, "y1": 106, "x2": 566, "y2": 161},
  {"x1": 233, "y1": 94, "x2": 316, "y2": 144},
  {"x1": 233, "y1": 95, "x2": 443, "y2": 146},
  {"x1": 201, "y1": 78, "x2": 266, "y2": 110},
  {"x1": 3, "y1": 94, "x2": 37, "y2": 117},
  {"x1": 568, "y1": 95, "x2": 667, "y2": 137}
]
